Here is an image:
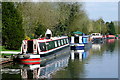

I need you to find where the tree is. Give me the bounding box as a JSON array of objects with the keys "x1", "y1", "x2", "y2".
[
  {"x1": 2, "y1": 2, "x2": 24, "y2": 50},
  {"x1": 17, "y1": 2, "x2": 59, "y2": 36},
  {"x1": 35, "y1": 24, "x2": 46, "y2": 38},
  {"x1": 107, "y1": 22, "x2": 116, "y2": 35}
]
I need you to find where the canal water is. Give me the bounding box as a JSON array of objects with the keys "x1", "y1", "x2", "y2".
[{"x1": 1, "y1": 39, "x2": 119, "y2": 79}]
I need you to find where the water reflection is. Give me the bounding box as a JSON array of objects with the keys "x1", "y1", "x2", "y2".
[
  {"x1": 90, "y1": 40, "x2": 106, "y2": 56},
  {"x1": 106, "y1": 39, "x2": 116, "y2": 52},
  {"x1": 52, "y1": 39, "x2": 118, "y2": 78},
  {"x1": 92, "y1": 44, "x2": 101, "y2": 51},
  {"x1": 20, "y1": 53, "x2": 70, "y2": 79},
  {"x1": 70, "y1": 49, "x2": 90, "y2": 60},
  {"x1": 52, "y1": 49, "x2": 90, "y2": 78}
]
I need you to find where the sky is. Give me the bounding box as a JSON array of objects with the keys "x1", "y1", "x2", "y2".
[{"x1": 84, "y1": 2, "x2": 118, "y2": 22}]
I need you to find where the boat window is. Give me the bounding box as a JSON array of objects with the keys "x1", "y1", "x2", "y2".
[
  {"x1": 74, "y1": 37, "x2": 79, "y2": 43},
  {"x1": 39, "y1": 43, "x2": 46, "y2": 51},
  {"x1": 56, "y1": 40, "x2": 59, "y2": 47},
  {"x1": 48, "y1": 41, "x2": 55, "y2": 50},
  {"x1": 34, "y1": 44, "x2": 36, "y2": 49},
  {"x1": 66, "y1": 39, "x2": 69, "y2": 43},
  {"x1": 61, "y1": 40, "x2": 63, "y2": 45},
  {"x1": 64, "y1": 39, "x2": 66, "y2": 44},
  {"x1": 55, "y1": 41, "x2": 57, "y2": 47},
  {"x1": 66, "y1": 38, "x2": 68, "y2": 43},
  {"x1": 63, "y1": 39, "x2": 65, "y2": 44},
  {"x1": 58, "y1": 40, "x2": 61, "y2": 46},
  {"x1": 65, "y1": 39, "x2": 67, "y2": 44},
  {"x1": 46, "y1": 42, "x2": 51, "y2": 50},
  {"x1": 24, "y1": 45, "x2": 26, "y2": 49},
  {"x1": 60, "y1": 40, "x2": 62, "y2": 46}
]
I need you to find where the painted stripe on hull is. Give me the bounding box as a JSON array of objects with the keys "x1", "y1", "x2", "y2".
[
  {"x1": 20, "y1": 58, "x2": 40, "y2": 61},
  {"x1": 71, "y1": 46, "x2": 84, "y2": 50},
  {"x1": 20, "y1": 62, "x2": 40, "y2": 65},
  {"x1": 22, "y1": 60, "x2": 40, "y2": 62}
]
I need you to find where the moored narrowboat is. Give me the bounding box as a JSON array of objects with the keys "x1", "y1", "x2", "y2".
[
  {"x1": 115, "y1": 34, "x2": 120, "y2": 39},
  {"x1": 15, "y1": 29, "x2": 69, "y2": 64},
  {"x1": 70, "y1": 32, "x2": 92, "y2": 50},
  {"x1": 91, "y1": 33, "x2": 103, "y2": 39},
  {"x1": 106, "y1": 35, "x2": 115, "y2": 39},
  {"x1": 91, "y1": 33, "x2": 104, "y2": 43}
]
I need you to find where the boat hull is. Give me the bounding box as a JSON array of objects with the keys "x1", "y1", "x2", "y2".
[
  {"x1": 14, "y1": 54, "x2": 41, "y2": 64},
  {"x1": 70, "y1": 42, "x2": 92, "y2": 50},
  {"x1": 70, "y1": 44, "x2": 84, "y2": 50},
  {"x1": 92, "y1": 38, "x2": 104, "y2": 44},
  {"x1": 14, "y1": 45, "x2": 70, "y2": 65},
  {"x1": 106, "y1": 35, "x2": 115, "y2": 39},
  {"x1": 20, "y1": 58, "x2": 41, "y2": 65}
]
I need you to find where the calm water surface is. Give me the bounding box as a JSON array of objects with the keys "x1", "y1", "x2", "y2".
[{"x1": 1, "y1": 39, "x2": 119, "y2": 79}]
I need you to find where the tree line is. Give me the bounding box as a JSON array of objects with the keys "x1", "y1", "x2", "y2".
[{"x1": 2, "y1": 2, "x2": 119, "y2": 50}]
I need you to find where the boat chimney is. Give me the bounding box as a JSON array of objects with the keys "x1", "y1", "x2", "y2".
[{"x1": 45, "y1": 29, "x2": 52, "y2": 39}]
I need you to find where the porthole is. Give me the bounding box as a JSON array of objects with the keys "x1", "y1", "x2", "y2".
[{"x1": 24, "y1": 45, "x2": 26, "y2": 49}]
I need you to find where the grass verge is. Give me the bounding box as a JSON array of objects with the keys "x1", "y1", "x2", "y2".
[{"x1": 0, "y1": 46, "x2": 21, "y2": 52}]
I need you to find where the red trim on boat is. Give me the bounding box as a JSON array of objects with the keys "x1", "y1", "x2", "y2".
[
  {"x1": 106, "y1": 35, "x2": 115, "y2": 38},
  {"x1": 20, "y1": 62, "x2": 40, "y2": 65},
  {"x1": 21, "y1": 58, "x2": 40, "y2": 61},
  {"x1": 38, "y1": 38, "x2": 68, "y2": 43}
]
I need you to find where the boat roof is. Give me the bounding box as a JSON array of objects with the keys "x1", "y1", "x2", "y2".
[
  {"x1": 91, "y1": 33, "x2": 101, "y2": 34},
  {"x1": 24, "y1": 36, "x2": 68, "y2": 43}
]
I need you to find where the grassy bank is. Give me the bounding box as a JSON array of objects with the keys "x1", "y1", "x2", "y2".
[
  {"x1": 0, "y1": 46, "x2": 20, "y2": 58},
  {"x1": 0, "y1": 46, "x2": 21, "y2": 52}
]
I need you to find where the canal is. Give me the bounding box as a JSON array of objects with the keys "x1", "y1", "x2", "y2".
[{"x1": 1, "y1": 39, "x2": 119, "y2": 79}]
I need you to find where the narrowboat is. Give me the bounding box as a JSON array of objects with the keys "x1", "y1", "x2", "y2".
[
  {"x1": 70, "y1": 34, "x2": 92, "y2": 50},
  {"x1": 115, "y1": 34, "x2": 120, "y2": 39},
  {"x1": 15, "y1": 29, "x2": 69, "y2": 64},
  {"x1": 91, "y1": 33, "x2": 104, "y2": 43},
  {"x1": 106, "y1": 35, "x2": 115, "y2": 39},
  {"x1": 91, "y1": 33, "x2": 103, "y2": 39}
]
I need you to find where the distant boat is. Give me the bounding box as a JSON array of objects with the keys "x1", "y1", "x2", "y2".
[
  {"x1": 91, "y1": 33, "x2": 104, "y2": 43},
  {"x1": 106, "y1": 35, "x2": 115, "y2": 39},
  {"x1": 70, "y1": 31, "x2": 92, "y2": 50},
  {"x1": 91, "y1": 33, "x2": 103, "y2": 39},
  {"x1": 14, "y1": 29, "x2": 69, "y2": 64},
  {"x1": 115, "y1": 34, "x2": 120, "y2": 39}
]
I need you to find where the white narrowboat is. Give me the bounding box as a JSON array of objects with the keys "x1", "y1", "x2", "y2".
[
  {"x1": 91, "y1": 33, "x2": 103, "y2": 39},
  {"x1": 70, "y1": 34, "x2": 92, "y2": 50},
  {"x1": 91, "y1": 33, "x2": 104, "y2": 43}
]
